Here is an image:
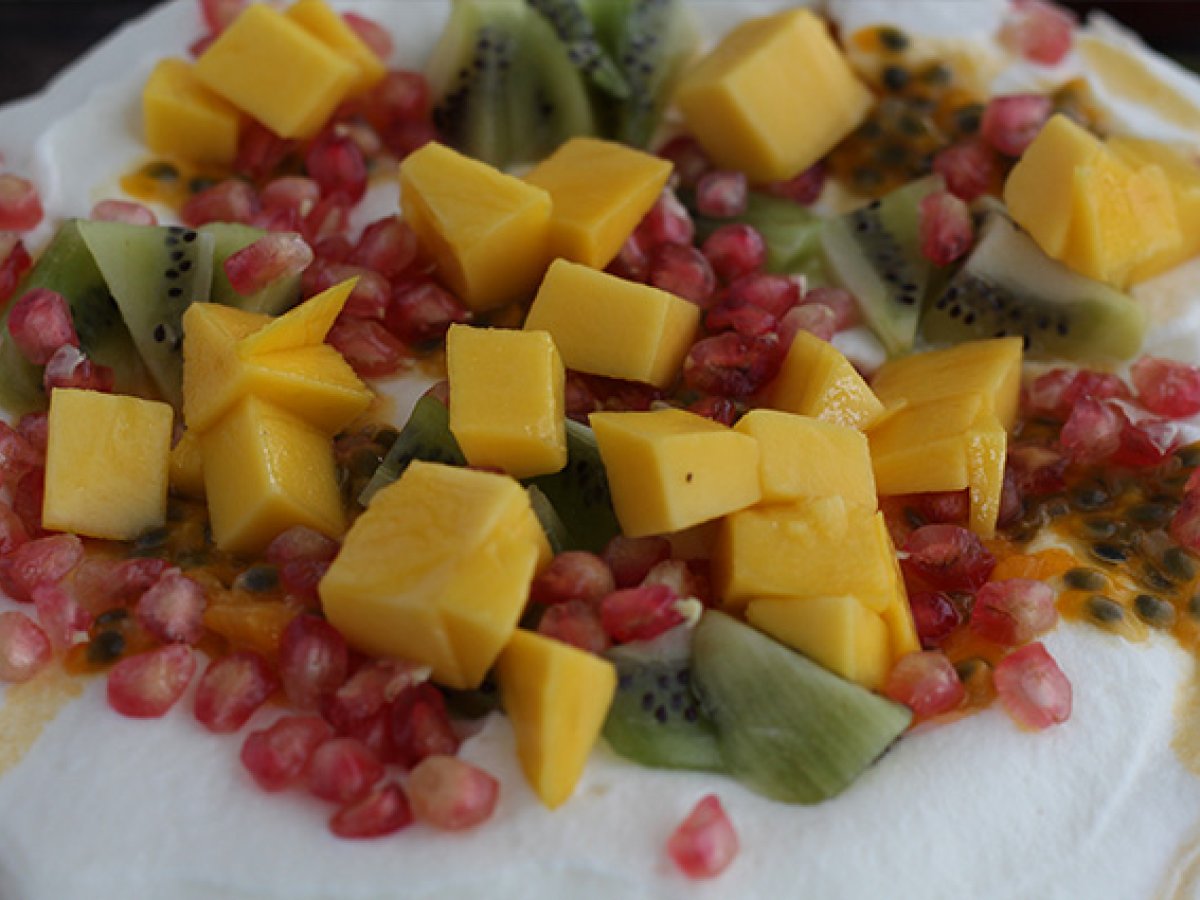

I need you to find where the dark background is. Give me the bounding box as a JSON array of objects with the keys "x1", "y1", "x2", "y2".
[{"x1": 0, "y1": 1, "x2": 1197, "y2": 105}]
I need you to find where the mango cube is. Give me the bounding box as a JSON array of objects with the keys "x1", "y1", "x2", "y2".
[
  {"x1": 447, "y1": 325, "x2": 566, "y2": 479},
  {"x1": 320, "y1": 462, "x2": 550, "y2": 690},
  {"x1": 238, "y1": 278, "x2": 355, "y2": 356},
  {"x1": 675, "y1": 9, "x2": 872, "y2": 182},
  {"x1": 285, "y1": 0, "x2": 385, "y2": 95},
  {"x1": 142, "y1": 58, "x2": 241, "y2": 166},
  {"x1": 195, "y1": 3, "x2": 356, "y2": 139},
  {"x1": 524, "y1": 259, "x2": 699, "y2": 389},
  {"x1": 868, "y1": 395, "x2": 985, "y2": 494},
  {"x1": 169, "y1": 429, "x2": 206, "y2": 500},
  {"x1": 733, "y1": 409, "x2": 876, "y2": 508},
  {"x1": 202, "y1": 396, "x2": 346, "y2": 556},
  {"x1": 43, "y1": 389, "x2": 173, "y2": 541},
  {"x1": 182, "y1": 302, "x2": 269, "y2": 432},
  {"x1": 590, "y1": 408, "x2": 760, "y2": 537},
  {"x1": 1110, "y1": 136, "x2": 1200, "y2": 281},
  {"x1": 767, "y1": 330, "x2": 883, "y2": 429},
  {"x1": 524, "y1": 137, "x2": 672, "y2": 268},
  {"x1": 496, "y1": 629, "x2": 616, "y2": 809},
  {"x1": 400, "y1": 142, "x2": 552, "y2": 311}
]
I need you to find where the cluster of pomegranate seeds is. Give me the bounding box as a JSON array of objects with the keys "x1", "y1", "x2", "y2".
[
  {"x1": 979, "y1": 94, "x2": 1054, "y2": 158},
  {"x1": 90, "y1": 199, "x2": 158, "y2": 226},
  {"x1": 917, "y1": 191, "x2": 974, "y2": 266},
  {"x1": 999, "y1": 0, "x2": 1077, "y2": 66},
  {"x1": 667, "y1": 794, "x2": 739, "y2": 879},
  {"x1": 0, "y1": 174, "x2": 44, "y2": 232}
]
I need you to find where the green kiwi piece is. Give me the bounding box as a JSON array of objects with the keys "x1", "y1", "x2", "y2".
[
  {"x1": 358, "y1": 392, "x2": 466, "y2": 506},
  {"x1": 527, "y1": 484, "x2": 569, "y2": 555},
  {"x1": 691, "y1": 610, "x2": 911, "y2": 804},
  {"x1": 603, "y1": 624, "x2": 725, "y2": 772},
  {"x1": 694, "y1": 191, "x2": 826, "y2": 278},
  {"x1": 76, "y1": 221, "x2": 215, "y2": 409},
  {"x1": 201, "y1": 222, "x2": 302, "y2": 315},
  {"x1": 526, "y1": 0, "x2": 630, "y2": 99},
  {"x1": 819, "y1": 175, "x2": 942, "y2": 356},
  {"x1": 920, "y1": 211, "x2": 1147, "y2": 362}
]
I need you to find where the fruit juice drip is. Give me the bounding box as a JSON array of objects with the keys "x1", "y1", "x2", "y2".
[{"x1": 121, "y1": 159, "x2": 235, "y2": 211}]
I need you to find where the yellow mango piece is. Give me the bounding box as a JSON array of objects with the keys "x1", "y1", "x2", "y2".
[
  {"x1": 747, "y1": 595, "x2": 892, "y2": 690},
  {"x1": 183, "y1": 303, "x2": 270, "y2": 432},
  {"x1": 142, "y1": 58, "x2": 241, "y2": 166},
  {"x1": 590, "y1": 408, "x2": 760, "y2": 538},
  {"x1": 767, "y1": 330, "x2": 883, "y2": 429},
  {"x1": 1079, "y1": 35, "x2": 1200, "y2": 134},
  {"x1": 194, "y1": 3, "x2": 357, "y2": 139},
  {"x1": 320, "y1": 462, "x2": 550, "y2": 690},
  {"x1": 733, "y1": 409, "x2": 876, "y2": 508},
  {"x1": 868, "y1": 395, "x2": 985, "y2": 495},
  {"x1": 400, "y1": 142, "x2": 552, "y2": 311},
  {"x1": 43, "y1": 389, "x2": 173, "y2": 541},
  {"x1": 966, "y1": 414, "x2": 1006, "y2": 539},
  {"x1": 496, "y1": 629, "x2": 616, "y2": 809},
  {"x1": 1110, "y1": 136, "x2": 1200, "y2": 280},
  {"x1": 446, "y1": 325, "x2": 566, "y2": 479},
  {"x1": 202, "y1": 396, "x2": 345, "y2": 556},
  {"x1": 238, "y1": 278, "x2": 355, "y2": 357},
  {"x1": 524, "y1": 137, "x2": 672, "y2": 268},
  {"x1": 169, "y1": 429, "x2": 206, "y2": 500},
  {"x1": 878, "y1": 523, "x2": 919, "y2": 661},
  {"x1": 675, "y1": 9, "x2": 871, "y2": 182},
  {"x1": 524, "y1": 259, "x2": 699, "y2": 389},
  {"x1": 285, "y1": 0, "x2": 385, "y2": 95}
]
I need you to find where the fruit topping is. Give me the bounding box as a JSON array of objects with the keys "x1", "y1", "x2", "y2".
[
  {"x1": 993, "y1": 642, "x2": 1072, "y2": 730},
  {"x1": 667, "y1": 794, "x2": 739, "y2": 879},
  {"x1": 408, "y1": 755, "x2": 500, "y2": 830},
  {"x1": 883, "y1": 651, "x2": 965, "y2": 720},
  {"x1": 106, "y1": 643, "x2": 196, "y2": 718}
]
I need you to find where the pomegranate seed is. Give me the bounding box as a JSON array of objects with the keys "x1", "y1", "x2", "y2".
[
  {"x1": 313, "y1": 235, "x2": 354, "y2": 265},
  {"x1": 10, "y1": 468, "x2": 44, "y2": 536},
  {"x1": 1171, "y1": 491, "x2": 1200, "y2": 552},
  {"x1": 537, "y1": 599, "x2": 611, "y2": 654},
  {"x1": 0, "y1": 237, "x2": 32, "y2": 306},
  {"x1": 0, "y1": 504, "x2": 29, "y2": 556},
  {"x1": 224, "y1": 232, "x2": 313, "y2": 297},
  {"x1": 702, "y1": 223, "x2": 767, "y2": 283},
  {"x1": 565, "y1": 373, "x2": 601, "y2": 421},
  {"x1": 365, "y1": 70, "x2": 432, "y2": 130},
  {"x1": 242, "y1": 714, "x2": 334, "y2": 791},
  {"x1": 981, "y1": 94, "x2": 1054, "y2": 157},
  {"x1": 250, "y1": 206, "x2": 303, "y2": 234},
  {"x1": 706, "y1": 299, "x2": 777, "y2": 338},
  {"x1": 342, "y1": 12, "x2": 393, "y2": 60},
  {"x1": 306, "y1": 131, "x2": 369, "y2": 203},
  {"x1": 31, "y1": 582, "x2": 90, "y2": 651},
  {"x1": 529, "y1": 551, "x2": 615, "y2": 606},
  {"x1": 303, "y1": 195, "x2": 353, "y2": 245},
  {"x1": 107, "y1": 644, "x2": 195, "y2": 718},
  {"x1": 688, "y1": 395, "x2": 738, "y2": 425},
  {"x1": 914, "y1": 491, "x2": 969, "y2": 525},
  {"x1": 766, "y1": 162, "x2": 827, "y2": 206},
  {"x1": 409, "y1": 756, "x2": 499, "y2": 830},
  {"x1": 908, "y1": 591, "x2": 964, "y2": 649},
  {"x1": 603, "y1": 535, "x2": 672, "y2": 588},
  {"x1": 808, "y1": 287, "x2": 861, "y2": 332},
  {"x1": 71, "y1": 556, "x2": 170, "y2": 615},
  {"x1": 656, "y1": 135, "x2": 712, "y2": 190},
  {"x1": 235, "y1": 122, "x2": 296, "y2": 181},
  {"x1": 351, "y1": 217, "x2": 419, "y2": 279},
  {"x1": 181, "y1": 179, "x2": 259, "y2": 227},
  {"x1": 16, "y1": 412, "x2": 48, "y2": 454},
  {"x1": 0, "y1": 175, "x2": 43, "y2": 231},
  {"x1": 994, "y1": 641, "x2": 1072, "y2": 729},
  {"x1": 0, "y1": 420, "x2": 41, "y2": 483},
  {"x1": 325, "y1": 659, "x2": 430, "y2": 727},
  {"x1": 586, "y1": 374, "x2": 664, "y2": 412},
  {"x1": 901, "y1": 524, "x2": 995, "y2": 592},
  {"x1": 727, "y1": 273, "x2": 800, "y2": 318},
  {"x1": 970, "y1": 578, "x2": 1057, "y2": 646},
  {"x1": 607, "y1": 232, "x2": 650, "y2": 282},
  {"x1": 266, "y1": 525, "x2": 339, "y2": 565},
  {"x1": 778, "y1": 302, "x2": 837, "y2": 344},
  {"x1": 600, "y1": 583, "x2": 683, "y2": 644},
  {"x1": 1113, "y1": 413, "x2": 1181, "y2": 468},
  {"x1": 330, "y1": 782, "x2": 414, "y2": 839},
  {"x1": 136, "y1": 570, "x2": 206, "y2": 645},
  {"x1": 260, "y1": 176, "x2": 320, "y2": 215},
  {"x1": 327, "y1": 316, "x2": 409, "y2": 378},
  {"x1": 997, "y1": 467, "x2": 1024, "y2": 528},
  {"x1": 1027, "y1": 368, "x2": 1131, "y2": 419},
  {"x1": 642, "y1": 558, "x2": 704, "y2": 599},
  {"x1": 884, "y1": 651, "x2": 965, "y2": 719},
  {"x1": 308, "y1": 736, "x2": 385, "y2": 803},
  {"x1": 390, "y1": 682, "x2": 459, "y2": 769},
  {"x1": 339, "y1": 270, "x2": 391, "y2": 321},
  {"x1": 0, "y1": 611, "x2": 52, "y2": 682},
  {"x1": 667, "y1": 795, "x2": 739, "y2": 879},
  {"x1": 90, "y1": 199, "x2": 157, "y2": 226},
  {"x1": 637, "y1": 190, "x2": 695, "y2": 248},
  {"x1": 695, "y1": 171, "x2": 748, "y2": 218},
  {"x1": 4, "y1": 534, "x2": 83, "y2": 602},
  {"x1": 385, "y1": 279, "x2": 469, "y2": 345},
  {"x1": 932, "y1": 139, "x2": 999, "y2": 201},
  {"x1": 199, "y1": 0, "x2": 245, "y2": 33},
  {"x1": 380, "y1": 118, "x2": 439, "y2": 160},
  {"x1": 42, "y1": 345, "x2": 114, "y2": 394},
  {"x1": 1131, "y1": 356, "x2": 1200, "y2": 418},
  {"x1": 278, "y1": 614, "x2": 350, "y2": 711},
  {"x1": 8, "y1": 288, "x2": 80, "y2": 366},
  {"x1": 683, "y1": 332, "x2": 782, "y2": 398},
  {"x1": 648, "y1": 244, "x2": 717, "y2": 306},
  {"x1": 194, "y1": 651, "x2": 279, "y2": 733},
  {"x1": 1059, "y1": 396, "x2": 1123, "y2": 464},
  {"x1": 1000, "y1": 0, "x2": 1076, "y2": 66},
  {"x1": 919, "y1": 191, "x2": 974, "y2": 266}
]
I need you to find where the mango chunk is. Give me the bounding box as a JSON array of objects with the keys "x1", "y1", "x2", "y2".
[
  {"x1": 285, "y1": 0, "x2": 386, "y2": 95},
  {"x1": 733, "y1": 409, "x2": 876, "y2": 508},
  {"x1": 168, "y1": 429, "x2": 206, "y2": 500},
  {"x1": 43, "y1": 389, "x2": 173, "y2": 541},
  {"x1": 590, "y1": 408, "x2": 760, "y2": 537},
  {"x1": 868, "y1": 395, "x2": 984, "y2": 494},
  {"x1": 320, "y1": 462, "x2": 550, "y2": 690},
  {"x1": 524, "y1": 137, "x2": 672, "y2": 268},
  {"x1": 1110, "y1": 136, "x2": 1200, "y2": 280},
  {"x1": 182, "y1": 302, "x2": 270, "y2": 432},
  {"x1": 746, "y1": 595, "x2": 892, "y2": 690},
  {"x1": 142, "y1": 58, "x2": 241, "y2": 166},
  {"x1": 524, "y1": 259, "x2": 699, "y2": 389},
  {"x1": 202, "y1": 396, "x2": 345, "y2": 556},
  {"x1": 675, "y1": 9, "x2": 871, "y2": 182},
  {"x1": 400, "y1": 142, "x2": 552, "y2": 311},
  {"x1": 767, "y1": 330, "x2": 883, "y2": 429},
  {"x1": 194, "y1": 3, "x2": 357, "y2": 139},
  {"x1": 238, "y1": 278, "x2": 355, "y2": 357},
  {"x1": 496, "y1": 629, "x2": 616, "y2": 809},
  {"x1": 447, "y1": 325, "x2": 566, "y2": 479}
]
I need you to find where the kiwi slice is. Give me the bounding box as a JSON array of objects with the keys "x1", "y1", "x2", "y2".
[
  {"x1": 527, "y1": 483, "x2": 570, "y2": 555},
  {"x1": 202, "y1": 222, "x2": 302, "y2": 316},
  {"x1": 76, "y1": 221, "x2": 215, "y2": 409},
  {"x1": 527, "y1": 0, "x2": 630, "y2": 99},
  {"x1": 920, "y1": 212, "x2": 1147, "y2": 362},
  {"x1": 691, "y1": 610, "x2": 911, "y2": 804},
  {"x1": 603, "y1": 624, "x2": 725, "y2": 772},
  {"x1": 359, "y1": 392, "x2": 466, "y2": 506},
  {"x1": 693, "y1": 191, "x2": 826, "y2": 278},
  {"x1": 819, "y1": 175, "x2": 942, "y2": 356}
]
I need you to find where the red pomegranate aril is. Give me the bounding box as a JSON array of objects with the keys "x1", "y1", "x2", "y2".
[
  {"x1": 0, "y1": 419, "x2": 42, "y2": 483},
  {"x1": 42, "y1": 345, "x2": 115, "y2": 394},
  {"x1": 242, "y1": 714, "x2": 334, "y2": 791},
  {"x1": 199, "y1": 0, "x2": 245, "y2": 33},
  {"x1": 637, "y1": 190, "x2": 695, "y2": 248},
  {"x1": 303, "y1": 195, "x2": 353, "y2": 244},
  {"x1": 994, "y1": 641, "x2": 1072, "y2": 729},
  {"x1": 385, "y1": 279, "x2": 469, "y2": 344},
  {"x1": 599, "y1": 583, "x2": 683, "y2": 644},
  {"x1": 603, "y1": 535, "x2": 672, "y2": 588},
  {"x1": 970, "y1": 578, "x2": 1057, "y2": 646},
  {"x1": 90, "y1": 199, "x2": 157, "y2": 226},
  {"x1": 0, "y1": 237, "x2": 32, "y2": 306},
  {"x1": 766, "y1": 162, "x2": 827, "y2": 206},
  {"x1": 909, "y1": 591, "x2": 964, "y2": 649},
  {"x1": 136, "y1": 570, "x2": 206, "y2": 645},
  {"x1": 1059, "y1": 396, "x2": 1123, "y2": 464},
  {"x1": 565, "y1": 373, "x2": 601, "y2": 421},
  {"x1": 0, "y1": 611, "x2": 52, "y2": 682},
  {"x1": 688, "y1": 394, "x2": 738, "y2": 426},
  {"x1": 342, "y1": 12, "x2": 393, "y2": 60},
  {"x1": 705, "y1": 299, "x2": 777, "y2": 337},
  {"x1": 31, "y1": 582, "x2": 90, "y2": 651},
  {"x1": 884, "y1": 651, "x2": 965, "y2": 719},
  {"x1": 194, "y1": 651, "x2": 279, "y2": 733},
  {"x1": 224, "y1": 232, "x2": 314, "y2": 297},
  {"x1": 702, "y1": 223, "x2": 767, "y2": 283},
  {"x1": 0, "y1": 503, "x2": 29, "y2": 556},
  {"x1": 727, "y1": 273, "x2": 800, "y2": 318},
  {"x1": 779, "y1": 302, "x2": 837, "y2": 344},
  {"x1": 648, "y1": 244, "x2": 717, "y2": 306},
  {"x1": 260, "y1": 175, "x2": 320, "y2": 215},
  {"x1": 107, "y1": 644, "x2": 196, "y2": 718},
  {"x1": 181, "y1": 179, "x2": 259, "y2": 227},
  {"x1": 365, "y1": 70, "x2": 432, "y2": 129},
  {"x1": 308, "y1": 736, "x2": 385, "y2": 804},
  {"x1": 351, "y1": 217, "x2": 419, "y2": 279},
  {"x1": 4, "y1": 533, "x2": 83, "y2": 602},
  {"x1": 584, "y1": 373, "x2": 663, "y2": 412},
  {"x1": 683, "y1": 331, "x2": 782, "y2": 398},
  {"x1": 695, "y1": 170, "x2": 748, "y2": 218},
  {"x1": 537, "y1": 599, "x2": 611, "y2": 655},
  {"x1": 529, "y1": 551, "x2": 615, "y2": 606},
  {"x1": 932, "y1": 139, "x2": 999, "y2": 202},
  {"x1": 919, "y1": 191, "x2": 974, "y2": 266},
  {"x1": 391, "y1": 682, "x2": 459, "y2": 769},
  {"x1": 11, "y1": 468, "x2": 45, "y2": 536},
  {"x1": 380, "y1": 118, "x2": 439, "y2": 160},
  {"x1": 313, "y1": 235, "x2": 354, "y2": 266},
  {"x1": 1113, "y1": 414, "x2": 1181, "y2": 468},
  {"x1": 266, "y1": 525, "x2": 340, "y2": 565},
  {"x1": 409, "y1": 755, "x2": 499, "y2": 831},
  {"x1": 981, "y1": 94, "x2": 1054, "y2": 157},
  {"x1": 330, "y1": 782, "x2": 414, "y2": 839},
  {"x1": 306, "y1": 131, "x2": 369, "y2": 203},
  {"x1": 278, "y1": 614, "x2": 350, "y2": 711},
  {"x1": 235, "y1": 121, "x2": 296, "y2": 181},
  {"x1": 327, "y1": 316, "x2": 409, "y2": 378},
  {"x1": 914, "y1": 490, "x2": 969, "y2": 525},
  {"x1": 0, "y1": 174, "x2": 43, "y2": 231},
  {"x1": 1026, "y1": 367, "x2": 1131, "y2": 418},
  {"x1": 807, "y1": 286, "x2": 861, "y2": 331},
  {"x1": 339, "y1": 269, "x2": 392, "y2": 321},
  {"x1": 15, "y1": 412, "x2": 48, "y2": 454},
  {"x1": 667, "y1": 794, "x2": 739, "y2": 879},
  {"x1": 326, "y1": 659, "x2": 431, "y2": 726},
  {"x1": 656, "y1": 135, "x2": 712, "y2": 190},
  {"x1": 607, "y1": 232, "x2": 650, "y2": 282},
  {"x1": 901, "y1": 524, "x2": 995, "y2": 592},
  {"x1": 8, "y1": 288, "x2": 80, "y2": 366},
  {"x1": 1000, "y1": 0, "x2": 1076, "y2": 66},
  {"x1": 1131, "y1": 356, "x2": 1200, "y2": 418}
]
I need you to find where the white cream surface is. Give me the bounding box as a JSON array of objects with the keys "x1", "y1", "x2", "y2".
[{"x1": 4, "y1": 2, "x2": 1200, "y2": 899}]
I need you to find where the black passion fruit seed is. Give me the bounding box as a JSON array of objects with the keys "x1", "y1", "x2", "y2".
[
  {"x1": 1072, "y1": 486, "x2": 1111, "y2": 510},
  {"x1": 1129, "y1": 503, "x2": 1171, "y2": 526},
  {"x1": 1082, "y1": 518, "x2": 1119, "y2": 538},
  {"x1": 234, "y1": 565, "x2": 279, "y2": 593},
  {"x1": 1162, "y1": 548, "x2": 1197, "y2": 582},
  {"x1": 1085, "y1": 595, "x2": 1125, "y2": 625},
  {"x1": 1134, "y1": 594, "x2": 1177, "y2": 629},
  {"x1": 1090, "y1": 543, "x2": 1129, "y2": 565},
  {"x1": 87, "y1": 630, "x2": 126, "y2": 665},
  {"x1": 1063, "y1": 567, "x2": 1107, "y2": 591}
]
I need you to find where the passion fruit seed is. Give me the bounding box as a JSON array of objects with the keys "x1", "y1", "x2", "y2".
[
  {"x1": 1090, "y1": 543, "x2": 1129, "y2": 566},
  {"x1": 1134, "y1": 594, "x2": 1177, "y2": 629},
  {"x1": 1084, "y1": 594, "x2": 1125, "y2": 626},
  {"x1": 1062, "y1": 567, "x2": 1107, "y2": 591}
]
